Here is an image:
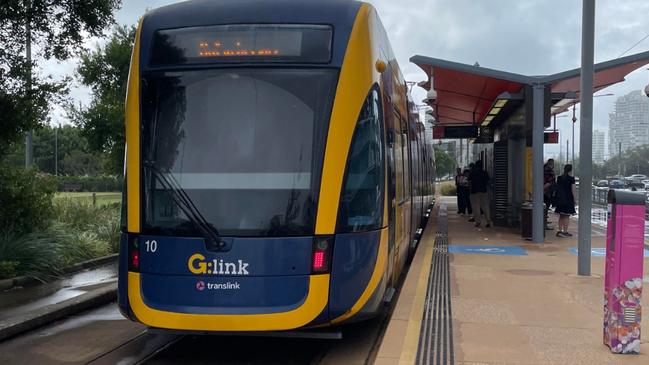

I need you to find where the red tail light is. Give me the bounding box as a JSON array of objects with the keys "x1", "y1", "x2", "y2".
[
  {"x1": 128, "y1": 236, "x2": 140, "y2": 272},
  {"x1": 312, "y1": 251, "x2": 325, "y2": 270},
  {"x1": 312, "y1": 236, "x2": 333, "y2": 274},
  {"x1": 131, "y1": 251, "x2": 140, "y2": 269}
]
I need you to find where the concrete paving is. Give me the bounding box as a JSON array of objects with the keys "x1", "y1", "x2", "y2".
[
  {"x1": 0, "y1": 263, "x2": 118, "y2": 341},
  {"x1": 377, "y1": 196, "x2": 649, "y2": 364}
]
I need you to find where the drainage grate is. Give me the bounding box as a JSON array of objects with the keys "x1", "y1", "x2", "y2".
[{"x1": 415, "y1": 205, "x2": 454, "y2": 365}]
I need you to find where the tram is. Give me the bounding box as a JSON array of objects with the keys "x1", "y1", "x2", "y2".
[{"x1": 118, "y1": 0, "x2": 435, "y2": 332}]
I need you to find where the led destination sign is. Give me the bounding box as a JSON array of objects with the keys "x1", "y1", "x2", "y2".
[{"x1": 150, "y1": 24, "x2": 332, "y2": 66}]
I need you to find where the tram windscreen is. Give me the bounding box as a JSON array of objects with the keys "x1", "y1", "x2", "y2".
[
  {"x1": 141, "y1": 69, "x2": 338, "y2": 237},
  {"x1": 150, "y1": 24, "x2": 332, "y2": 65}
]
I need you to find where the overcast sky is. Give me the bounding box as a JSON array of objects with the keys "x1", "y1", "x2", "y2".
[{"x1": 48, "y1": 0, "x2": 649, "y2": 158}]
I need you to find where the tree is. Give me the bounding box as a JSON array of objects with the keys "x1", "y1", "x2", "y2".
[
  {"x1": 2, "y1": 125, "x2": 103, "y2": 175},
  {"x1": 0, "y1": 0, "x2": 121, "y2": 155},
  {"x1": 434, "y1": 146, "x2": 456, "y2": 180},
  {"x1": 70, "y1": 25, "x2": 134, "y2": 175}
]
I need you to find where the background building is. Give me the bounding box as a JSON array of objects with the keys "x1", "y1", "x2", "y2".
[
  {"x1": 609, "y1": 90, "x2": 649, "y2": 157},
  {"x1": 592, "y1": 130, "x2": 606, "y2": 163}
]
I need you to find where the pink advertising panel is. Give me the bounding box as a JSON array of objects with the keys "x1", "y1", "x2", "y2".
[{"x1": 603, "y1": 190, "x2": 646, "y2": 354}]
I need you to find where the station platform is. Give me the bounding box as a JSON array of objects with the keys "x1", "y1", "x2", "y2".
[{"x1": 376, "y1": 196, "x2": 649, "y2": 365}]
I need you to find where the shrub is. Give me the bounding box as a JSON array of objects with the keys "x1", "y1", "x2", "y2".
[
  {"x1": 0, "y1": 229, "x2": 65, "y2": 281},
  {"x1": 0, "y1": 164, "x2": 57, "y2": 234},
  {"x1": 53, "y1": 200, "x2": 121, "y2": 253},
  {"x1": 0, "y1": 199, "x2": 121, "y2": 280},
  {"x1": 440, "y1": 183, "x2": 457, "y2": 196}
]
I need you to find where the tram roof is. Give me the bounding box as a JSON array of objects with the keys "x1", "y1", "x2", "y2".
[{"x1": 411, "y1": 50, "x2": 649, "y2": 126}]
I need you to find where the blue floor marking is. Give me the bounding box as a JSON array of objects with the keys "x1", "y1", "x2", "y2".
[
  {"x1": 449, "y1": 245, "x2": 527, "y2": 256},
  {"x1": 569, "y1": 247, "x2": 649, "y2": 257}
]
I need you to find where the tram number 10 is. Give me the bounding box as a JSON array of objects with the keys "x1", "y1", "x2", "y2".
[{"x1": 144, "y1": 240, "x2": 158, "y2": 253}]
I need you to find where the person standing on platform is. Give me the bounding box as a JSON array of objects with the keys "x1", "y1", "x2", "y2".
[
  {"x1": 543, "y1": 159, "x2": 556, "y2": 230},
  {"x1": 467, "y1": 162, "x2": 476, "y2": 222},
  {"x1": 455, "y1": 167, "x2": 463, "y2": 214},
  {"x1": 554, "y1": 164, "x2": 576, "y2": 237},
  {"x1": 469, "y1": 160, "x2": 491, "y2": 228},
  {"x1": 457, "y1": 169, "x2": 472, "y2": 215}
]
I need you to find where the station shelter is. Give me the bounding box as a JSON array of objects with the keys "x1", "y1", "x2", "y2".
[{"x1": 411, "y1": 51, "x2": 649, "y2": 242}]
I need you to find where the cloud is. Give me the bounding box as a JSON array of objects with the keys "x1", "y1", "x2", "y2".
[{"x1": 42, "y1": 0, "x2": 649, "y2": 159}]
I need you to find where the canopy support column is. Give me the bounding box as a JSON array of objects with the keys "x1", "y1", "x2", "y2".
[{"x1": 532, "y1": 84, "x2": 545, "y2": 243}]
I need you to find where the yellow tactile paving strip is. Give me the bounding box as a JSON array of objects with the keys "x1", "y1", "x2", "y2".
[{"x1": 375, "y1": 206, "x2": 437, "y2": 365}]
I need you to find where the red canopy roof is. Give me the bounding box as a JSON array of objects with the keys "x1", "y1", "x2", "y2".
[{"x1": 411, "y1": 51, "x2": 649, "y2": 126}]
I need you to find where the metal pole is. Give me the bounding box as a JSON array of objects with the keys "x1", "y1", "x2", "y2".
[
  {"x1": 572, "y1": 121, "x2": 575, "y2": 165},
  {"x1": 578, "y1": 0, "x2": 595, "y2": 276},
  {"x1": 24, "y1": 0, "x2": 33, "y2": 168},
  {"x1": 54, "y1": 124, "x2": 58, "y2": 176},
  {"x1": 618, "y1": 142, "x2": 622, "y2": 176},
  {"x1": 532, "y1": 84, "x2": 545, "y2": 243}
]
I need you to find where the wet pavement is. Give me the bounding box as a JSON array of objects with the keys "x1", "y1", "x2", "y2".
[
  {"x1": 0, "y1": 304, "x2": 145, "y2": 365},
  {"x1": 0, "y1": 300, "x2": 391, "y2": 365},
  {"x1": 0, "y1": 263, "x2": 117, "y2": 322},
  {"x1": 574, "y1": 206, "x2": 649, "y2": 243}
]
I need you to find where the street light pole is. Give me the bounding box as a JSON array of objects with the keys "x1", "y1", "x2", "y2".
[
  {"x1": 572, "y1": 105, "x2": 577, "y2": 166},
  {"x1": 24, "y1": 0, "x2": 33, "y2": 168},
  {"x1": 54, "y1": 124, "x2": 59, "y2": 176},
  {"x1": 577, "y1": 0, "x2": 595, "y2": 277}
]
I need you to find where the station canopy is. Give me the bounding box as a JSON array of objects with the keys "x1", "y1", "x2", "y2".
[{"x1": 411, "y1": 51, "x2": 649, "y2": 127}]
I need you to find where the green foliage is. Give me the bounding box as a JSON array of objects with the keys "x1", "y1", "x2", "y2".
[
  {"x1": 0, "y1": 229, "x2": 65, "y2": 281},
  {"x1": 0, "y1": 164, "x2": 56, "y2": 234},
  {"x1": 56, "y1": 175, "x2": 123, "y2": 192},
  {"x1": 0, "y1": 0, "x2": 121, "y2": 154},
  {"x1": 434, "y1": 146, "x2": 457, "y2": 179},
  {"x1": 2, "y1": 124, "x2": 103, "y2": 175},
  {"x1": 0, "y1": 200, "x2": 121, "y2": 280},
  {"x1": 71, "y1": 25, "x2": 135, "y2": 175},
  {"x1": 52, "y1": 200, "x2": 120, "y2": 264},
  {"x1": 571, "y1": 145, "x2": 649, "y2": 180},
  {"x1": 439, "y1": 181, "x2": 457, "y2": 196}
]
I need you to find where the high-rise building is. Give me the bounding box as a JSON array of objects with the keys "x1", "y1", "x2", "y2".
[
  {"x1": 592, "y1": 130, "x2": 606, "y2": 163},
  {"x1": 609, "y1": 90, "x2": 649, "y2": 157}
]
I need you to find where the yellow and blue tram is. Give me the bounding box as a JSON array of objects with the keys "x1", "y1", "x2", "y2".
[{"x1": 118, "y1": 0, "x2": 435, "y2": 332}]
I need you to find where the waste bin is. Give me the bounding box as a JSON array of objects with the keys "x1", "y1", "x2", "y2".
[
  {"x1": 603, "y1": 189, "x2": 645, "y2": 354},
  {"x1": 521, "y1": 203, "x2": 532, "y2": 240},
  {"x1": 520, "y1": 202, "x2": 546, "y2": 240}
]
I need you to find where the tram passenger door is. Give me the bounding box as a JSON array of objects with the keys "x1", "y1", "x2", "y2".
[
  {"x1": 384, "y1": 101, "x2": 397, "y2": 288},
  {"x1": 389, "y1": 111, "x2": 409, "y2": 284}
]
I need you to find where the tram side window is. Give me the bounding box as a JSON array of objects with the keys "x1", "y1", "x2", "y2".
[
  {"x1": 400, "y1": 118, "x2": 410, "y2": 200},
  {"x1": 337, "y1": 87, "x2": 385, "y2": 233}
]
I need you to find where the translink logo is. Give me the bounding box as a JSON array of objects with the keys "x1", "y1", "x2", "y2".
[{"x1": 188, "y1": 253, "x2": 250, "y2": 275}]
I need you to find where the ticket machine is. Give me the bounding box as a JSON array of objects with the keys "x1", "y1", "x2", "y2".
[{"x1": 603, "y1": 189, "x2": 646, "y2": 354}]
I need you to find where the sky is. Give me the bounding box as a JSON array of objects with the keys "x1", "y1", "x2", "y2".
[{"x1": 45, "y1": 0, "x2": 649, "y2": 159}]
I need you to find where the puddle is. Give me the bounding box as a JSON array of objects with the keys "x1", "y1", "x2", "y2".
[{"x1": 0, "y1": 263, "x2": 117, "y2": 322}]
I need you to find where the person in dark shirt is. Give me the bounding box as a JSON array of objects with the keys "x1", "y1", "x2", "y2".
[
  {"x1": 469, "y1": 160, "x2": 491, "y2": 227},
  {"x1": 555, "y1": 164, "x2": 576, "y2": 237},
  {"x1": 455, "y1": 167, "x2": 463, "y2": 214},
  {"x1": 467, "y1": 163, "x2": 476, "y2": 222},
  {"x1": 543, "y1": 159, "x2": 556, "y2": 230},
  {"x1": 457, "y1": 169, "x2": 472, "y2": 215}
]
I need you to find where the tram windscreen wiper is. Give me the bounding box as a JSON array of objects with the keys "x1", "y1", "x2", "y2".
[{"x1": 143, "y1": 161, "x2": 224, "y2": 251}]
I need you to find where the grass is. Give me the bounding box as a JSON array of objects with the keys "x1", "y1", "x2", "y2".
[
  {"x1": 54, "y1": 192, "x2": 122, "y2": 206},
  {"x1": 437, "y1": 180, "x2": 457, "y2": 196}
]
